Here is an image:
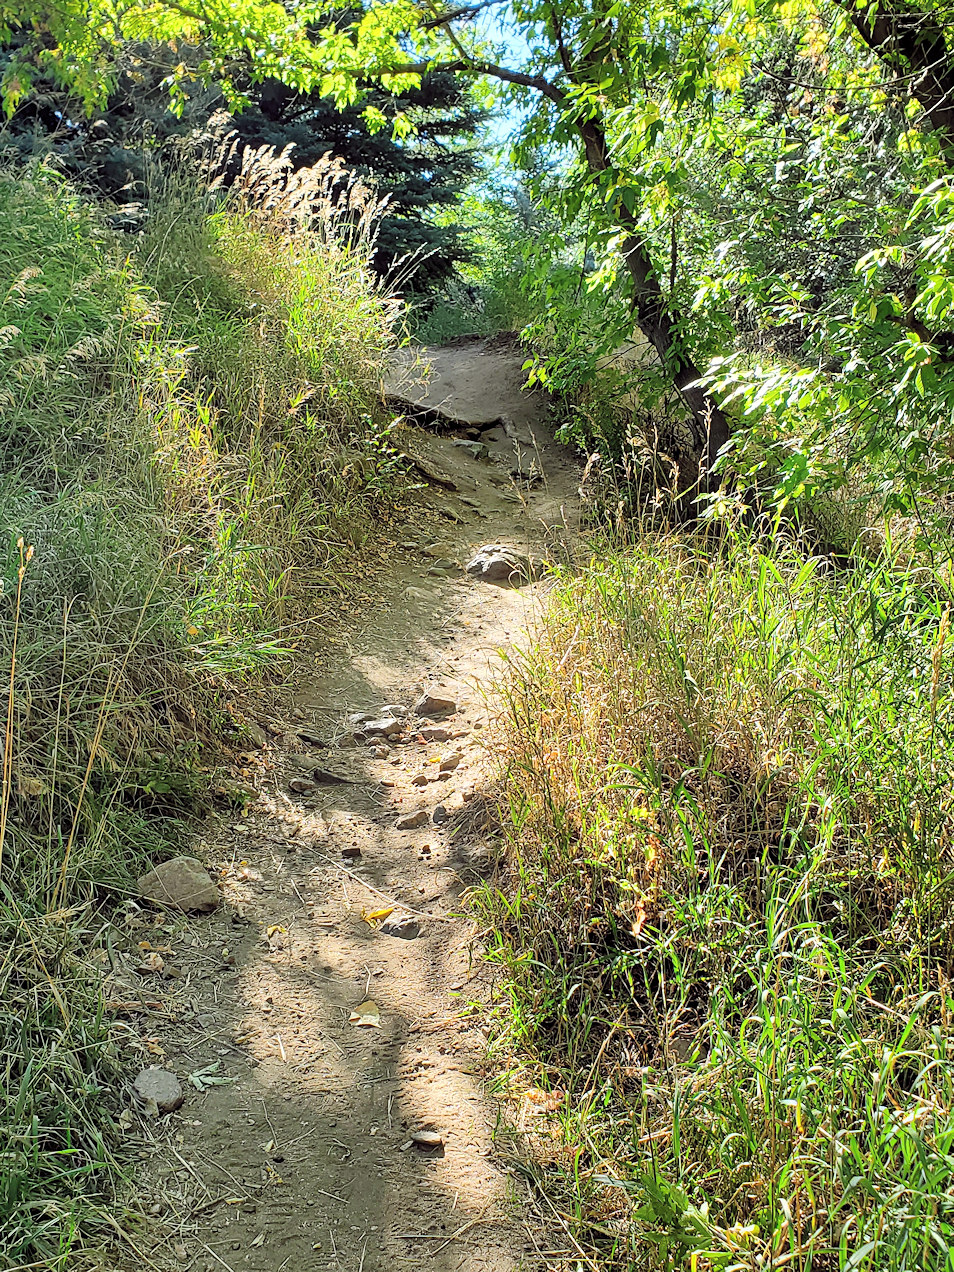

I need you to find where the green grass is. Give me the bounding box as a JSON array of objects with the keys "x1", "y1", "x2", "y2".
[
  {"x1": 0, "y1": 154, "x2": 402, "y2": 1267},
  {"x1": 476, "y1": 527, "x2": 954, "y2": 1270}
]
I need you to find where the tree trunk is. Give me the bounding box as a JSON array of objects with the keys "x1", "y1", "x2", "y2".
[
  {"x1": 837, "y1": 0, "x2": 954, "y2": 155},
  {"x1": 576, "y1": 117, "x2": 731, "y2": 490}
]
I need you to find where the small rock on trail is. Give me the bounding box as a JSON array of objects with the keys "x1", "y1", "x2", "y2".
[
  {"x1": 396, "y1": 809, "x2": 429, "y2": 830},
  {"x1": 133, "y1": 1068, "x2": 184, "y2": 1115},
  {"x1": 380, "y1": 911, "x2": 421, "y2": 940},
  {"x1": 415, "y1": 692, "x2": 457, "y2": 717},
  {"x1": 466, "y1": 543, "x2": 539, "y2": 585},
  {"x1": 137, "y1": 856, "x2": 219, "y2": 912}
]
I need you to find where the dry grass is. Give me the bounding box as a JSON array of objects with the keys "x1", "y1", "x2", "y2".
[
  {"x1": 0, "y1": 151, "x2": 403, "y2": 1266},
  {"x1": 476, "y1": 527, "x2": 954, "y2": 1270}
]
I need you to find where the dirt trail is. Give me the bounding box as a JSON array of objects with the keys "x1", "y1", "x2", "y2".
[{"x1": 118, "y1": 338, "x2": 580, "y2": 1272}]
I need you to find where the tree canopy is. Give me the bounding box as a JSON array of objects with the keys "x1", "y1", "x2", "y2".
[{"x1": 10, "y1": 0, "x2": 954, "y2": 500}]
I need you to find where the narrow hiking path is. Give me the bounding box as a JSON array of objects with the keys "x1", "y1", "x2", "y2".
[{"x1": 113, "y1": 339, "x2": 582, "y2": 1272}]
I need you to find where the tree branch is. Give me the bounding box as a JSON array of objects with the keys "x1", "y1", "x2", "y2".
[
  {"x1": 380, "y1": 59, "x2": 568, "y2": 106},
  {"x1": 419, "y1": 0, "x2": 504, "y2": 30},
  {"x1": 832, "y1": 0, "x2": 954, "y2": 154}
]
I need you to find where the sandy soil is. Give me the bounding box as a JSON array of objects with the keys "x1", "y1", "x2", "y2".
[{"x1": 110, "y1": 338, "x2": 582, "y2": 1272}]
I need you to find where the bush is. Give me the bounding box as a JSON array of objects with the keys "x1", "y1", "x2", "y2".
[{"x1": 478, "y1": 528, "x2": 954, "y2": 1270}]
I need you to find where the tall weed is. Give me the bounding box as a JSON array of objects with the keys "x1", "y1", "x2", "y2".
[
  {"x1": 0, "y1": 153, "x2": 400, "y2": 1265},
  {"x1": 479, "y1": 529, "x2": 954, "y2": 1269}
]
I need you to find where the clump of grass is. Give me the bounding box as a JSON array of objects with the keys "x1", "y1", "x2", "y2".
[
  {"x1": 137, "y1": 141, "x2": 404, "y2": 648},
  {"x1": 476, "y1": 527, "x2": 954, "y2": 1270},
  {"x1": 0, "y1": 151, "x2": 402, "y2": 1265}
]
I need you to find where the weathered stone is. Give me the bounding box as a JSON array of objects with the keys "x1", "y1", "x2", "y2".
[
  {"x1": 414, "y1": 692, "x2": 457, "y2": 718},
  {"x1": 291, "y1": 756, "x2": 354, "y2": 783},
  {"x1": 133, "y1": 1067, "x2": 184, "y2": 1114},
  {"x1": 466, "y1": 544, "x2": 537, "y2": 585},
  {"x1": 432, "y1": 805, "x2": 449, "y2": 825},
  {"x1": 354, "y1": 716, "x2": 405, "y2": 738},
  {"x1": 439, "y1": 752, "x2": 463, "y2": 773},
  {"x1": 288, "y1": 777, "x2": 316, "y2": 795},
  {"x1": 137, "y1": 857, "x2": 219, "y2": 913},
  {"x1": 396, "y1": 810, "x2": 429, "y2": 830},
  {"x1": 410, "y1": 1130, "x2": 444, "y2": 1150},
  {"x1": 246, "y1": 723, "x2": 268, "y2": 749},
  {"x1": 381, "y1": 912, "x2": 420, "y2": 940},
  {"x1": 452, "y1": 439, "x2": 489, "y2": 460},
  {"x1": 419, "y1": 726, "x2": 451, "y2": 742}
]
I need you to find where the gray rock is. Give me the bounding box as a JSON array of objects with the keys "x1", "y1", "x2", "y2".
[
  {"x1": 396, "y1": 810, "x2": 429, "y2": 830},
  {"x1": 381, "y1": 704, "x2": 410, "y2": 719},
  {"x1": 381, "y1": 912, "x2": 420, "y2": 940},
  {"x1": 246, "y1": 723, "x2": 268, "y2": 749},
  {"x1": 419, "y1": 726, "x2": 451, "y2": 742},
  {"x1": 466, "y1": 544, "x2": 538, "y2": 585},
  {"x1": 289, "y1": 777, "x2": 316, "y2": 795},
  {"x1": 137, "y1": 857, "x2": 219, "y2": 912},
  {"x1": 133, "y1": 1068, "x2": 184, "y2": 1114},
  {"x1": 415, "y1": 693, "x2": 457, "y2": 718},
  {"x1": 291, "y1": 756, "x2": 354, "y2": 783},
  {"x1": 432, "y1": 805, "x2": 449, "y2": 825},
  {"x1": 353, "y1": 716, "x2": 405, "y2": 738},
  {"x1": 296, "y1": 727, "x2": 325, "y2": 746}
]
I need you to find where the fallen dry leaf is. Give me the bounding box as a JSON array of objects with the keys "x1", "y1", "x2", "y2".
[
  {"x1": 349, "y1": 999, "x2": 381, "y2": 1028},
  {"x1": 361, "y1": 905, "x2": 394, "y2": 930}
]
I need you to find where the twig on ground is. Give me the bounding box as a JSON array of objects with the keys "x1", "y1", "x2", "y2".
[{"x1": 314, "y1": 853, "x2": 455, "y2": 921}]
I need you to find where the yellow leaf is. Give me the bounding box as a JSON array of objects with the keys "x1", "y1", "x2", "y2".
[{"x1": 361, "y1": 905, "x2": 394, "y2": 929}]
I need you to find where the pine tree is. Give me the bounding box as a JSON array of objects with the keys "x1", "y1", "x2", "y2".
[
  {"x1": 233, "y1": 73, "x2": 484, "y2": 292},
  {"x1": 0, "y1": 41, "x2": 483, "y2": 293}
]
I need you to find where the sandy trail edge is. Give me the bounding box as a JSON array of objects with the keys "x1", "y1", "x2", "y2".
[{"x1": 112, "y1": 339, "x2": 581, "y2": 1272}]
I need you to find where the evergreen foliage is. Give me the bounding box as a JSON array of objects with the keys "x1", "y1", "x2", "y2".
[
  {"x1": 232, "y1": 72, "x2": 483, "y2": 290},
  {"x1": 0, "y1": 38, "x2": 483, "y2": 292}
]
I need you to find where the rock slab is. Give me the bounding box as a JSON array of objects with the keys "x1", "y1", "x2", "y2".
[
  {"x1": 414, "y1": 693, "x2": 457, "y2": 718},
  {"x1": 138, "y1": 857, "x2": 219, "y2": 912}
]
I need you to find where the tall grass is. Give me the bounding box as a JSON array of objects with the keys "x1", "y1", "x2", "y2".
[
  {"x1": 0, "y1": 153, "x2": 400, "y2": 1266},
  {"x1": 477, "y1": 527, "x2": 954, "y2": 1270}
]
